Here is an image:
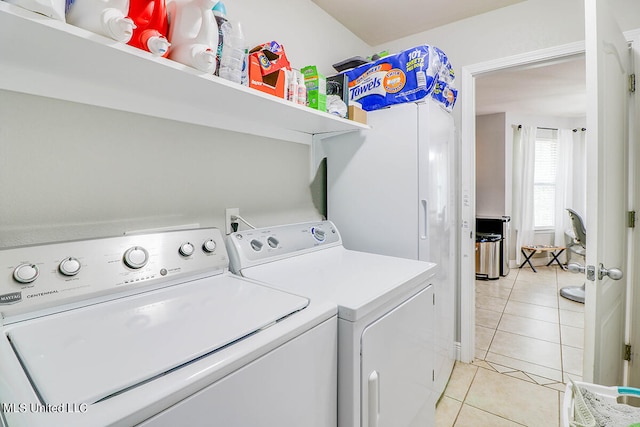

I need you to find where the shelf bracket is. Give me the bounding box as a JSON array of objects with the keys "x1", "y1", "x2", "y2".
[{"x1": 310, "y1": 131, "x2": 361, "y2": 180}]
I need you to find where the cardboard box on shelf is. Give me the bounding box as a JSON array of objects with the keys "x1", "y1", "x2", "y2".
[
  {"x1": 301, "y1": 65, "x2": 327, "y2": 111},
  {"x1": 348, "y1": 105, "x2": 367, "y2": 124},
  {"x1": 249, "y1": 41, "x2": 290, "y2": 76},
  {"x1": 247, "y1": 41, "x2": 291, "y2": 98},
  {"x1": 248, "y1": 54, "x2": 286, "y2": 98}
]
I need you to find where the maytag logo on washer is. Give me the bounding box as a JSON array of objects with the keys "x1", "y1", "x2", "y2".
[{"x1": 0, "y1": 292, "x2": 22, "y2": 305}]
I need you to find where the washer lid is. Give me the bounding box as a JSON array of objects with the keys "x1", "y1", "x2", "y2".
[{"x1": 7, "y1": 275, "x2": 308, "y2": 405}]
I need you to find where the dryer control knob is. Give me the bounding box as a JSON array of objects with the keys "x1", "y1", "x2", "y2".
[
  {"x1": 312, "y1": 227, "x2": 326, "y2": 242},
  {"x1": 123, "y1": 246, "x2": 149, "y2": 269},
  {"x1": 267, "y1": 236, "x2": 279, "y2": 248},
  {"x1": 13, "y1": 263, "x2": 39, "y2": 284},
  {"x1": 202, "y1": 239, "x2": 217, "y2": 253},
  {"x1": 250, "y1": 239, "x2": 263, "y2": 252},
  {"x1": 59, "y1": 257, "x2": 81, "y2": 276},
  {"x1": 179, "y1": 242, "x2": 195, "y2": 257}
]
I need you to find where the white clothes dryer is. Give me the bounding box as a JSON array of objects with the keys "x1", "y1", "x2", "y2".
[
  {"x1": 226, "y1": 220, "x2": 438, "y2": 427},
  {"x1": 0, "y1": 227, "x2": 337, "y2": 427}
]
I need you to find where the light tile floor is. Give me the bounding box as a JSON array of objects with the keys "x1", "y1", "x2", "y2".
[{"x1": 436, "y1": 264, "x2": 584, "y2": 426}]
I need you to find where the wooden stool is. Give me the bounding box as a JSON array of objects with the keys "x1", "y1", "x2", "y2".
[{"x1": 519, "y1": 245, "x2": 566, "y2": 272}]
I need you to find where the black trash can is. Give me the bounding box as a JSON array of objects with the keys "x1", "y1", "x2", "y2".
[{"x1": 475, "y1": 233, "x2": 501, "y2": 280}]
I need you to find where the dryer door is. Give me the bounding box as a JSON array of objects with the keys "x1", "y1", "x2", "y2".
[{"x1": 360, "y1": 285, "x2": 434, "y2": 427}]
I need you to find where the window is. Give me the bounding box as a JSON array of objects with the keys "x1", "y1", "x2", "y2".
[{"x1": 533, "y1": 129, "x2": 558, "y2": 228}]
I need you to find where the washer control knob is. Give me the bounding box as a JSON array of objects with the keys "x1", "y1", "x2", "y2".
[
  {"x1": 13, "y1": 263, "x2": 39, "y2": 284},
  {"x1": 59, "y1": 257, "x2": 81, "y2": 276},
  {"x1": 250, "y1": 239, "x2": 263, "y2": 252},
  {"x1": 123, "y1": 246, "x2": 149, "y2": 269},
  {"x1": 179, "y1": 242, "x2": 195, "y2": 257},
  {"x1": 312, "y1": 227, "x2": 326, "y2": 242},
  {"x1": 202, "y1": 239, "x2": 217, "y2": 253},
  {"x1": 267, "y1": 237, "x2": 279, "y2": 248}
]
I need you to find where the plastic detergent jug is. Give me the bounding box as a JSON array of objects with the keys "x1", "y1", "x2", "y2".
[
  {"x1": 211, "y1": 1, "x2": 227, "y2": 75},
  {"x1": 167, "y1": 0, "x2": 218, "y2": 73},
  {"x1": 5, "y1": 0, "x2": 66, "y2": 21},
  {"x1": 66, "y1": 0, "x2": 136, "y2": 43},
  {"x1": 127, "y1": 0, "x2": 170, "y2": 56}
]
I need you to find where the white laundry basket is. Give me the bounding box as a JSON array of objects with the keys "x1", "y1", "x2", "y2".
[{"x1": 562, "y1": 380, "x2": 640, "y2": 427}]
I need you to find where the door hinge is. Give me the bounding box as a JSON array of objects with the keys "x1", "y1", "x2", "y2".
[
  {"x1": 631, "y1": 74, "x2": 636, "y2": 93},
  {"x1": 624, "y1": 344, "x2": 632, "y2": 361},
  {"x1": 629, "y1": 211, "x2": 636, "y2": 228}
]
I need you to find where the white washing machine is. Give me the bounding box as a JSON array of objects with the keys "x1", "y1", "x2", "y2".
[
  {"x1": 226, "y1": 220, "x2": 438, "y2": 427},
  {"x1": 0, "y1": 227, "x2": 337, "y2": 427}
]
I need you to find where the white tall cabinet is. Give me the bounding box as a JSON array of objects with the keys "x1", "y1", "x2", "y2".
[{"x1": 324, "y1": 100, "x2": 457, "y2": 400}]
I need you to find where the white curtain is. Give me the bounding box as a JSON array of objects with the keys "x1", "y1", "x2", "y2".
[
  {"x1": 512, "y1": 125, "x2": 536, "y2": 264},
  {"x1": 554, "y1": 129, "x2": 575, "y2": 247}
]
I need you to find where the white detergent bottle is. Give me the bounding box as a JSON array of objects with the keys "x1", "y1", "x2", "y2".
[
  {"x1": 66, "y1": 0, "x2": 136, "y2": 43},
  {"x1": 167, "y1": 0, "x2": 218, "y2": 73}
]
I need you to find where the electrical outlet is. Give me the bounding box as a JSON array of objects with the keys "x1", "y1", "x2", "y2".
[{"x1": 225, "y1": 208, "x2": 239, "y2": 235}]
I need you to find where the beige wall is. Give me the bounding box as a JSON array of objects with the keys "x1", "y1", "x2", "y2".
[
  {"x1": 476, "y1": 113, "x2": 507, "y2": 217},
  {"x1": 373, "y1": 0, "x2": 639, "y2": 71},
  {"x1": 0, "y1": 0, "x2": 369, "y2": 247},
  {"x1": 3, "y1": 0, "x2": 639, "y2": 247},
  {"x1": 228, "y1": 0, "x2": 370, "y2": 75},
  {"x1": 0, "y1": 91, "x2": 325, "y2": 247}
]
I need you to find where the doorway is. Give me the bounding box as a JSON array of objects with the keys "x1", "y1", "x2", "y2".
[
  {"x1": 473, "y1": 54, "x2": 587, "y2": 385},
  {"x1": 457, "y1": 41, "x2": 587, "y2": 366},
  {"x1": 460, "y1": 31, "x2": 640, "y2": 387}
]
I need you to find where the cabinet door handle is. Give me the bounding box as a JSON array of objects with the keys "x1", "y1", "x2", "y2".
[
  {"x1": 368, "y1": 370, "x2": 379, "y2": 427},
  {"x1": 420, "y1": 199, "x2": 428, "y2": 240}
]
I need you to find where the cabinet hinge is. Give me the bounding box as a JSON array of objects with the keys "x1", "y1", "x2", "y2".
[
  {"x1": 433, "y1": 294, "x2": 436, "y2": 305},
  {"x1": 629, "y1": 211, "x2": 636, "y2": 228},
  {"x1": 432, "y1": 370, "x2": 435, "y2": 381},
  {"x1": 631, "y1": 74, "x2": 636, "y2": 93},
  {"x1": 625, "y1": 344, "x2": 632, "y2": 362}
]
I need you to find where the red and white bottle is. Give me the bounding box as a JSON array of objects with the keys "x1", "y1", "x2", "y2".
[{"x1": 127, "y1": 0, "x2": 170, "y2": 56}]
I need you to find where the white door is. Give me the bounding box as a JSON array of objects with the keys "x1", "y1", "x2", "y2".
[
  {"x1": 417, "y1": 101, "x2": 456, "y2": 396},
  {"x1": 582, "y1": 0, "x2": 630, "y2": 385},
  {"x1": 360, "y1": 286, "x2": 434, "y2": 427}
]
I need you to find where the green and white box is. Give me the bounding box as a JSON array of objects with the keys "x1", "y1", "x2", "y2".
[{"x1": 302, "y1": 65, "x2": 327, "y2": 111}]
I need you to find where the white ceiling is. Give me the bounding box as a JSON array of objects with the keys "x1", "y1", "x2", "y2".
[
  {"x1": 312, "y1": 0, "x2": 586, "y2": 118},
  {"x1": 475, "y1": 57, "x2": 586, "y2": 118},
  {"x1": 311, "y1": 0, "x2": 525, "y2": 46}
]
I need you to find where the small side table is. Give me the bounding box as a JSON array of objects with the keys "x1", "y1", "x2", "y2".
[{"x1": 519, "y1": 245, "x2": 566, "y2": 272}]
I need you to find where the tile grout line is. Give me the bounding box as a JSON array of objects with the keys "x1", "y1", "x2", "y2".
[
  {"x1": 482, "y1": 266, "x2": 568, "y2": 386},
  {"x1": 462, "y1": 265, "x2": 575, "y2": 426},
  {"x1": 494, "y1": 268, "x2": 519, "y2": 355},
  {"x1": 448, "y1": 363, "x2": 481, "y2": 427},
  {"x1": 469, "y1": 361, "x2": 557, "y2": 426}
]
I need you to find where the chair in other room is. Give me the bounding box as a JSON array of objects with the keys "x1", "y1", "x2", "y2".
[{"x1": 560, "y1": 208, "x2": 586, "y2": 304}]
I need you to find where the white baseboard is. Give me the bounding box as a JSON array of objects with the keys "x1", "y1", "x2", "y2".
[{"x1": 455, "y1": 341, "x2": 463, "y2": 361}]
